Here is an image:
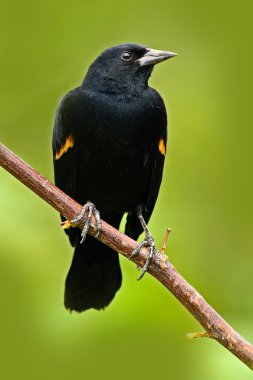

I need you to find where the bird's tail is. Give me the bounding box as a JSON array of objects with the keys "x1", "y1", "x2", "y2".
[{"x1": 64, "y1": 234, "x2": 122, "y2": 312}]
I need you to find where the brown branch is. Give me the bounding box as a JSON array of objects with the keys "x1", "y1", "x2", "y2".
[{"x1": 1, "y1": 141, "x2": 253, "y2": 370}]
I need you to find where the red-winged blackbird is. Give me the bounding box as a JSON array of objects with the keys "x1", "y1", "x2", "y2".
[{"x1": 53, "y1": 43, "x2": 176, "y2": 312}]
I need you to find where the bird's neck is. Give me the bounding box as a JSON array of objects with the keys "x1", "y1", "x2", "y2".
[{"x1": 82, "y1": 71, "x2": 150, "y2": 96}]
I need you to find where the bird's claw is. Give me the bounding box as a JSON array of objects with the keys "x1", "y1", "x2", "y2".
[
  {"x1": 61, "y1": 201, "x2": 102, "y2": 243},
  {"x1": 129, "y1": 234, "x2": 161, "y2": 280}
]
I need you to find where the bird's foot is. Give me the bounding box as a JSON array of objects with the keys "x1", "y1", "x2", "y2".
[
  {"x1": 61, "y1": 201, "x2": 102, "y2": 243},
  {"x1": 129, "y1": 230, "x2": 161, "y2": 281}
]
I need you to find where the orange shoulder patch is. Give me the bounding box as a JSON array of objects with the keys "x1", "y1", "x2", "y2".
[
  {"x1": 55, "y1": 135, "x2": 74, "y2": 160},
  {"x1": 159, "y1": 138, "x2": 166, "y2": 156}
]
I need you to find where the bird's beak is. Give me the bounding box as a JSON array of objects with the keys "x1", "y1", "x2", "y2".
[{"x1": 137, "y1": 48, "x2": 177, "y2": 67}]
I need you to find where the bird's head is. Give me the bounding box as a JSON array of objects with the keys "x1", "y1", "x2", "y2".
[{"x1": 82, "y1": 43, "x2": 177, "y2": 94}]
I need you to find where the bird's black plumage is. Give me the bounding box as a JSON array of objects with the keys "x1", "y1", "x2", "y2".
[{"x1": 53, "y1": 43, "x2": 175, "y2": 312}]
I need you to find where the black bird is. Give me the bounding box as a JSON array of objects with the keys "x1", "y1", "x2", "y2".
[{"x1": 53, "y1": 43, "x2": 176, "y2": 312}]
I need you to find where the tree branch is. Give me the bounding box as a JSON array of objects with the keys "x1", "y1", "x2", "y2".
[{"x1": 1, "y1": 142, "x2": 253, "y2": 370}]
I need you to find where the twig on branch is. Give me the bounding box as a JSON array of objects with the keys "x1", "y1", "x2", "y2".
[{"x1": 0, "y1": 142, "x2": 253, "y2": 370}]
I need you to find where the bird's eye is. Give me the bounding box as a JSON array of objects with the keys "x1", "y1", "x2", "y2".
[{"x1": 121, "y1": 51, "x2": 133, "y2": 62}]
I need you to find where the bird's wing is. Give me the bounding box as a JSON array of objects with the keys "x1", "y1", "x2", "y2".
[
  {"x1": 145, "y1": 138, "x2": 166, "y2": 222},
  {"x1": 53, "y1": 89, "x2": 83, "y2": 245},
  {"x1": 125, "y1": 131, "x2": 167, "y2": 241},
  {"x1": 125, "y1": 87, "x2": 168, "y2": 240},
  {"x1": 52, "y1": 88, "x2": 83, "y2": 199}
]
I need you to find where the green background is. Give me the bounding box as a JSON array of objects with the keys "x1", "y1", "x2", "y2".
[{"x1": 1, "y1": 0, "x2": 253, "y2": 379}]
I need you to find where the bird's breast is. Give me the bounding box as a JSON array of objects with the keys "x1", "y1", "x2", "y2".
[{"x1": 75, "y1": 89, "x2": 166, "y2": 213}]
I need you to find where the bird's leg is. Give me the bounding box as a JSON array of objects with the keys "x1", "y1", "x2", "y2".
[
  {"x1": 129, "y1": 211, "x2": 161, "y2": 280},
  {"x1": 61, "y1": 201, "x2": 102, "y2": 243}
]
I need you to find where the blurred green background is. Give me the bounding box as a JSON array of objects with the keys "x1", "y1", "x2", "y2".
[{"x1": 1, "y1": 0, "x2": 253, "y2": 378}]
